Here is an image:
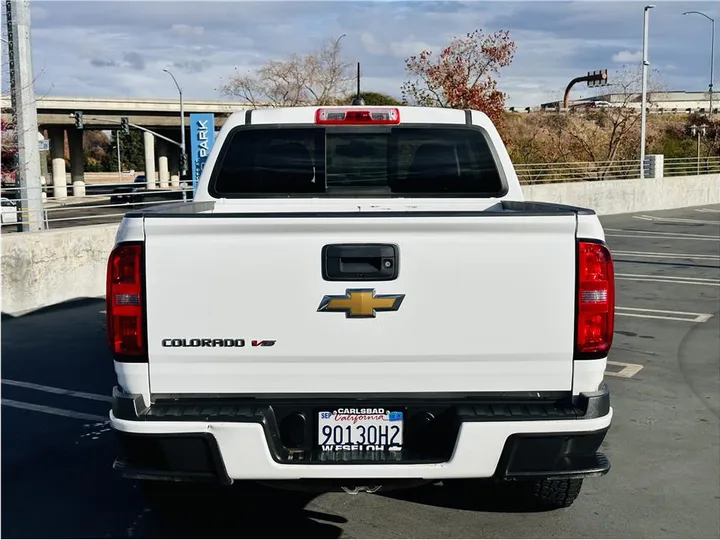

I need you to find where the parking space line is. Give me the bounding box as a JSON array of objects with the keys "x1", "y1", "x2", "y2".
[
  {"x1": 605, "y1": 228, "x2": 719, "y2": 238},
  {"x1": 1, "y1": 399, "x2": 106, "y2": 422},
  {"x1": 612, "y1": 250, "x2": 720, "y2": 261},
  {"x1": 616, "y1": 306, "x2": 713, "y2": 323},
  {"x1": 633, "y1": 215, "x2": 720, "y2": 226},
  {"x1": 1, "y1": 379, "x2": 112, "y2": 402},
  {"x1": 616, "y1": 273, "x2": 720, "y2": 287},
  {"x1": 605, "y1": 361, "x2": 644, "y2": 379},
  {"x1": 605, "y1": 232, "x2": 720, "y2": 242}
]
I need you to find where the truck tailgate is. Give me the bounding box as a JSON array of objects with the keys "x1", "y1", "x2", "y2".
[{"x1": 143, "y1": 213, "x2": 578, "y2": 395}]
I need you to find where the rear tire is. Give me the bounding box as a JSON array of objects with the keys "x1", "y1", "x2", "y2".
[{"x1": 522, "y1": 478, "x2": 584, "y2": 509}]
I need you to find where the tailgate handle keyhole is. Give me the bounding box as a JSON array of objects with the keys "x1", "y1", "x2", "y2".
[{"x1": 322, "y1": 244, "x2": 399, "y2": 282}]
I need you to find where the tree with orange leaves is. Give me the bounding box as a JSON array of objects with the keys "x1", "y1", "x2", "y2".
[{"x1": 401, "y1": 29, "x2": 516, "y2": 126}]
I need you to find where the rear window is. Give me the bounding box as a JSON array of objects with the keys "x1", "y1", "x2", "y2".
[{"x1": 210, "y1": 126, "x2": 505, "y2": 198}]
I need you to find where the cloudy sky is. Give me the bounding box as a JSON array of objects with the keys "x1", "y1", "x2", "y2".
[{"x1": 4, "y1": 0, "x2": 719, "y2": 107}]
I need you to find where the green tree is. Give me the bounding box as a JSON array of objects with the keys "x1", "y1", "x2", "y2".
[
  {"x1": 343, "y1": 91, "x2": 402, "y2": 106},
  {"x1": 103, "y1": 130, "x2": 146, "y2": 172}
]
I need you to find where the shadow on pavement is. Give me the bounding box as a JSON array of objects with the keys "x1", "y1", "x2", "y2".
[
  {"x1": 1, "y1": 296, "x2": 105, "y2": 322},
  {"x1": 379, "y1": 480, "x2": 556, "y2": 514},
  {"x1": 137, "y1": 483, "x2": 345, "y2": 538}
]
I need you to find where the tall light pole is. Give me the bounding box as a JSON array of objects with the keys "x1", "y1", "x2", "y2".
[
  {"x1": 6, "y1": 0, "x2": 44, "y2": 231},
  {"x1": 640, "y1": 4, "x2": 655, "y2": 179},
  {"x1": 163, "y1": 68, "x2": 186, "y2": 176},
  {"x1": 683, "y1": 11, "x2": 715, "y2": 116}
]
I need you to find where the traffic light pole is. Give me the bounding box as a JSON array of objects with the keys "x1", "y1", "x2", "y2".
[
  {"x1": 562, "y1": 70, "x2": 608, "y2": 108},
  {"x1": 79, "y1": 115, "x2": 184, "y2": 148}
]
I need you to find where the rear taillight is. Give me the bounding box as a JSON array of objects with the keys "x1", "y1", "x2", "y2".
[
  {"x1": 575, "y1": 240, "x2": 615, "y2": 358},
  {"x1": 106, "y1": 242, "x2": 146, "y2": 361}
]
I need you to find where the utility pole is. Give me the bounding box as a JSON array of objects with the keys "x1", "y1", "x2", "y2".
[
  {"x1": 163, "y1": 69, "x2": 186, "y2": 176},
  {"x1": 116, "y1": 130, "x2": 122, "y2": 180},
  {"x1": 640, "y1": 4, "x2": 655, "y2": 180},
  {"x1": 5, "y1": 0, "x2": 44, "y2": 231}
]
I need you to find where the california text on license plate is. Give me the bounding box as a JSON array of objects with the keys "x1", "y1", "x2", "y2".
[{"x1": 317, "y1": 408, "x2": 403, "y2": 452}]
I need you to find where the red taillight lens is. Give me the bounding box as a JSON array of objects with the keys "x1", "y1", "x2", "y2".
[
  {"x1": 106, "y1": 243, "x2": 146, "y2": 360},
  {"x1": 576, "y1": 241, "x2": 615, "y2": 357}
]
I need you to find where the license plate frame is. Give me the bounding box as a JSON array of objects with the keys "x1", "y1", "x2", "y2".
[{"x1": 317, "y1": 407, "x2": 404, "y2": 452}]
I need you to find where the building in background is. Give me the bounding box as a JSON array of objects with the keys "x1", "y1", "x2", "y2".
[{"x1": 540, "y1": 91, "x2": 714, "y2": 111}]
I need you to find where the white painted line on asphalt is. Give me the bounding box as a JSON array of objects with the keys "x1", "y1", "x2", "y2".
[
  {"x1": 617, "y1": 273, "x2": 718, "y2": 282},
  {"x1": 605, "y1": 361, "x2": 644, "y2": 379},
  {"x1": 1, "y1": 399, "x2": 106, "y2": 422},
  {"x1": 695, "y1": 208, "x2": 720, "y2": 214},
  {"x1": 633, "y1": 215, "x2": 720, "y2": 226},
  {"x1": 1, "y1": 379, "x2": 112, "y2": 402},
  {"x1": 605, "y1": 228, "x2": 719, "y2": 238},
  {"x1": 616, "y1": 306, "x2": 714, "y2": 323},
  {"x1": 613, "y1": 250, "x2": 720, "y2": 261},
  {"x1": 616, "y1": 273, "x2": 720, "y2": 287},
  {"x1": 605, "y1": 231, "x2": 720, "y2": 242}
]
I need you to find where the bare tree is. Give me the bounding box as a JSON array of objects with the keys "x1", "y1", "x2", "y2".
[
  {"x1": 563, "y1": 65, "x2": 666, "y2": 170},
  {"x1": 507, "y1": 65, "x2": 667, "y2": 181},
  {"x1": 219, "y1": 36, "x2": 355, "y2": 107}
]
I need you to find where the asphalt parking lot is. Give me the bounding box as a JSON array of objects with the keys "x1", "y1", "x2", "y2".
[{"x1": 2, "y1": 203, "x2": 719, "y2": 539}]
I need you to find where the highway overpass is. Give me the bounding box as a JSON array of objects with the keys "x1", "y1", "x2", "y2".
[{"x1": 1, "y1": 96, "x2": 257, "y2": 199}]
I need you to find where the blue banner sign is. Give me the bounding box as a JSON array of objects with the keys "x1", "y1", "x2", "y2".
[{"x1": 189, "y1": 113, "x2": 215, "y2": 193}]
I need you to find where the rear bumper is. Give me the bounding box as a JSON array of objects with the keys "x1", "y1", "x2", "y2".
[{"x1": 109, "y1": 385, "x2": 612, "y2": 484}]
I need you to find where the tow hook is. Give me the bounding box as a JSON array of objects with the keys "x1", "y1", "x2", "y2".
[{"x1": 341, "y1": 485, "x2": 382, "y2": 494}]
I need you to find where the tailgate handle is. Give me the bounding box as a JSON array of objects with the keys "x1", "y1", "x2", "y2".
[{"x1": 322, "y1": 244, "x2": 399, "y2": 281}]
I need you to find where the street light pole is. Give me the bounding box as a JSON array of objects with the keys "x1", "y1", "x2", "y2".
[
  {"x1": 683, "y1": 11, "x2": 715, "y2": 116},
  {"x1": 640, "y1": 4, "x2": 655, "y2": 180},
  {"x1": 163, "y1": 68, "x2": 186, "y2": 176}
]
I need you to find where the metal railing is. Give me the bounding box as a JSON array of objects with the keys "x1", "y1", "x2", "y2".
[
  {"x1": 515, "y1": 156, "x2": 720, "y2": 185},
  {"x1": 515, "y1": 159, "x2": 644, "y2": 184},
  {"x1": 1, "y1": 179, "x2": 194, "y2": 232},
  {"x1": 663, "y1": 156, "x2": 720, "y2": 177},
  {"x1": 1, "y1": 158, "x2": 719, "y2": 231}
]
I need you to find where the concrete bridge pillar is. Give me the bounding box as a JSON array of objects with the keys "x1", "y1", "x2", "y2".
[
  {"x1": 68, "y1": 129, "x2": 85, "y2": 197},
  {"x1": 49, "y1": 128, "x2": 67, "y2": 200},
  {"x1": 646, "y1": 154, "x2": 664, "y2": 179},
  {"x1": 169, "y1": 148, "x2": 180, "y2": 188},
  {"x1": 143, "y1": 131, "x2": 156, "y2": 189},
  {"x1": 157, "y1": 139, "x2": 170, "y2": 189}
]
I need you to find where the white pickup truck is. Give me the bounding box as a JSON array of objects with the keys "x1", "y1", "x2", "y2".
[{"x1": 107, "y1": 105, "x2": 615, "y2": 510}]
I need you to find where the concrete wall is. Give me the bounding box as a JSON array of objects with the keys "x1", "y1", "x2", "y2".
[
  {"x1": 2, "y1": 224, "x2": 118, "y2": 317},
  {"x1": 523, "y1": 174, "x2": 720, "y2": 215},
  {"x1": 2, "y1": 173, "x2": 719, "y2": 317}
]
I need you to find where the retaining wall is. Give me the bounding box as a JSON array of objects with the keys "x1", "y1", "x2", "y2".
[
  {"x1": 523, "y1": 174, "x2": 719, "y2": 216},
  {"x1": 2, "y1": 173, "x2": 719, "y2": 316}
]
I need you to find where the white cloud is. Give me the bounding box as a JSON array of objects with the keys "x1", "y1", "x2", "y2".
[
  {"x1": 388, "y1": 36, "x2": 438, "y2": 59},
  {"x1": 9, "y1": 1, "x2": 712, "y2": 110},
  {"x1": 361, "y1": 32, "x2": 385, "y2": 56},
  {"x1": 169, "y1": 24, "x2": 204, "y2": 38},
  {"x1": 612, "y1": 50, "x2": 643, "y2": 63}
]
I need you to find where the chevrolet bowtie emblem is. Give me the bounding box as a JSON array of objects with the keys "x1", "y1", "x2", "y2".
[{"x1": 317, "y1": 289, "x2": 405, "y2": 319}]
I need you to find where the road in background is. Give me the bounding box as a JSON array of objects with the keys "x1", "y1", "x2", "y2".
[{"x1": 2, "y1": 204, "x2": 719, "y2": 538}]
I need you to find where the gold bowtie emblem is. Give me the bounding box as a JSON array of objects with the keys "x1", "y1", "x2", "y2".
[{"x1": 317, "y1": 289, "x2": 405, "y2": 318}]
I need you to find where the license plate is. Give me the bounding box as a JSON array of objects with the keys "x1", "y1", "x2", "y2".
[{"x1": 317, "y1": 408, "x2": 403, "y2": 452}]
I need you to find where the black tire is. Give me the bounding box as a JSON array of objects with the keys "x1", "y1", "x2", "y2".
[{"x1": 524, "y1": 478, "x2": 584, "y2": 510}]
